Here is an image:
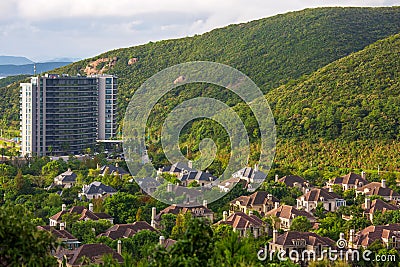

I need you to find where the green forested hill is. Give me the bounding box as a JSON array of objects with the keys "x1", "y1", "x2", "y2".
[{"x1": 1, "y1": 7, "x2": 400, "y2": 171}]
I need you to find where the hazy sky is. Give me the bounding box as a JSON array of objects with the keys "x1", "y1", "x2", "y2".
[{"x1": 0, "y1": 0, "x2": 398, "y2": 61}]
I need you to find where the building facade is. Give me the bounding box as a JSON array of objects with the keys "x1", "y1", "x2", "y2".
[{"x1": 20, "y1": 74, "x2": 117, "y2": 156}]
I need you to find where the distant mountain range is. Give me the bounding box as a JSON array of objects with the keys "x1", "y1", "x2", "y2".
[
  {"x1": 0, "y1": 56, "x2": 33, "y2": 65},
  {"x1": 0, "y1": 62, "x2": 72, "y2": 77},
  {"x1": 0, "y1": 56, "x2": 79, "y2": 77}
]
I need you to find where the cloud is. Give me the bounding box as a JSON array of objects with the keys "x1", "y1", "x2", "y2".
[{"x1": 0, "y1": 0, "x2": 396, "y2": 61}]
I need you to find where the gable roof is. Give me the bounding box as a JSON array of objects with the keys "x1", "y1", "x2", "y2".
[
  {"x1": 331, "y1": 172, "x2": 368, "y2": 186},
  {"x1": 217, "y1": 211, "x2": 264, "y2": 229},
  {"x1": 299, "y1": 188, "x2": 341, "y2": 202},
  {"x1": 278, "y1": 175, "x2": 308, "y2": 187},
  {"x1": 100, "y1": 164, "x2": 129, "y2": 176},
  {"x1": 231, "y1": 191, "x2": 279, "y2": 207},
  {"x1": 83, "y1": 181, "x2": 117, "y2": 195},
  {"x1": 180, "y1": 170, "x2": 217, "y2": 182},
  {"x1": 233, "y1": 167, "x2": 267, "y2": 181},
  {"x1": 98, "y1": 221, "x2": 156, "y2": 240},
  {"x1": 357, "y1": 182, "x2": 400, "y2": 198},
  {"x1": 55, "y1": 169, "x2": 77, "y2": 182},
  {"x1": 50, "y1": 206, "x2": 113, "y2": 222},
  {"x1": 362, "y1": 198, "x2": 400, "y2": 214},
  {"x1": 354, "y1": 224, "x2": 400, "y2": 247},
  {"x1": 273, "y1": 231, "x2": 335, "y2": 247},
  {"x1": 57, "y1": 244, "x2": 123, "y2": 266},
  {"x1": 37, "y1": 225, "x2": 78, "y2": 241},
  {"x1": 155, "y1": 204, "x2": 213, "y2": 221},
  {"x1": 265, "y1": 204, "x2": 316, "y2": 221}
]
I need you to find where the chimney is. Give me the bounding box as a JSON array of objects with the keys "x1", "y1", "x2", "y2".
[
  {"x1": 349, "y1": 229, "x2": 355, "y2": 244},
  {"x1": 67, "y1": 168, "x2": 71, "y2": 172},
  {"x1": 254, "y1": 164, "x2": 258, "y2": 172},
  {"x1": 60, "y1": 222, "x2": 65, "y2": 231},
  {"x1": 151, "y1": 207, "x2": 157, "y2": 228},
  {"x1": 96, "y1": 163, "x2": 100, "y2": 170},
  {"x1": 117, "y1": 240, "x2": 122, "y2": 254},
  {"x1": 274, "y1": 202, "x2": 279, "y2": 209},
  {"x1": 361, "y1": 171, "x2": 366, "y2": 180},
  {"x1": 273, "y1": 229, "x2": 278, "y2": 243},
  {"x1": 61, "y1": 204, "x2": 66, "y2": 211},
  {"x1": 203, "y1": 200, "x2": 207, "y2": 208},
  {"x1": 275, "y1": 174, "x2": 279, "y2": 182},
  {"x1": 381, "y1": 179, "x2": 386, "y2": 188},
  {"x1": 89, "y1": 203, "x2": 94, "y2": 212},
  {"x1": 365, "y1": 198, "x2": 371, "y2": 209},
  {"x1": 267, "y1": 194, "x2": 272, "y2": 200},
  {"x1": 115, "y1": 162, "x2": 119, "y2": 168},
  {"x1": 223, "y1": 211, "x2": 228, "y2": 221},
  {"x1": 249, "y1": 210, "x2": 253, "y2": 216},
  {"x1": 167, "y1": 183, "x2": 173, "y2": 193},
  {"x1": 159, "y1": 235, "x2": 165, "y2": 246},
  {"x1": 188, "y1": 160, "x2": 193, "y2": 169},
  {"x1": 328, "y1": 187, "x2": 333, "y2": 193}
]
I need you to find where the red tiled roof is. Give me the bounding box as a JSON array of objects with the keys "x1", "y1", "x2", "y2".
[
  {"x1": 217, "y1": 211, "x2": 264, "y2": 230},
  {"x1": 98, "y1": 221, "x2": 156, "y2": 240},
  {"x1": 354, "y1": 224, "x2": 400, "y2": 247},
  {"x1": 273, "y1": 231, "x2": 335, "y2": 247},
  {"x1": 57, "y1": 244, "x2": 123, "y2": 266},
  {"x1": 265, "y1": 204, "x2": 316, "y2": 221},
  {"x1": 299, "y1": 188, "x2": 341, "y2": 201},
  {"x1": 50, "y1": 206, "x2": 113, "y2": 222},
  {"x1": 357, "y1": 182, "x2": 400, "y2": 198},
  {"x1": 230, "y1": 191, "x2": 279, "y2": 207},
  {"x1": 37, "y1": 226, "x2": 78, "y2": 241}
]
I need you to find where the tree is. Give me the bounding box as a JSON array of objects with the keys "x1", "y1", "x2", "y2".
[
  {"x1": 159, "y1": 213, "x2": 176, "y2": 238},
  {"x1": 290, "y1": 216, "x2": 312, "y2": 232},
  {"x1": 210, "y1": 230, "x2": 258, "y2": 266},
  {"x1": 170, "y1": 211, "x2": 192, "y2": 240},
  {"x1": 103, "y1": 192, "x2": 140, "y2": 223},
  {"x1": 0, "y1": 204, "x2": 57, "y2": 266}
]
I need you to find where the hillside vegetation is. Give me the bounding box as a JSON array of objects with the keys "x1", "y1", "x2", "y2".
[{"x1": 1, "y1": 7, "x2": 400, "y2": 171}]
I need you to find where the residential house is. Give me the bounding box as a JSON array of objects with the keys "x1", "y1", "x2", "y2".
[
  {"x1": 55, "y1": 244, "x2": 123, "y2": 267},
  {"x1": 37, "y1": 224, "x2": 80, "y2": 251},
  {"x1": 49, "y1": 204, "x2": 114, "y2": 227},
  {"x1": 297, "y1": 188, "x2": 346, "y2": 213},
  {"x1": 265, "y1": 204, "x2": 316, "y2": 231},
  {"x1": 232, "y1": 165, "x2": 266, "y2": 192},
  {"x1": 217, "y1": 177, "x2": 247, "y2": 193},
  {"x1": 54, "y1": 168, "x2": 77, "y2": 188},
  {"x1": 80, "y1": 181, "x2": 117, "y2": 200},
  {"x1": 277, "y1": 175, "x2": 311, "y2": 194},
  {"x1": 158, "y1": 161, "x2": 217, "y2": 187},
  {"x1": 135, "y1": 177, "x2": 161, "y2": 194},
  {"x1": 362, "y1": 198, "x2": 400, "y2": 222},
  {"x1": 326, "y1": 172, "x2": 368, "y2": 191},
  {"x1": 97, "y1": 221, "x2": 156, "y2": 240},
  {"x1": 152, "y1": 202, "x2": 213, "y2": 228},
  {"x1": 157, "y1": 161, "x2": 194, "y2": 176},
  {"x1": 230, "y1": 191, "x2": 280, "y2": 216},
  {"x1": 99, "y1": 163, "x2": 129, "y2": 177},
  {"x1": 348, "y1": 224, "x2": 400, "y2": 250},
  {"x1": 163, "y1": 183, "x2": 203, "y2": 204},
  {"x1": 268, "y1": 231, "x2": 335, "y2": 261},
  {"x1": 216, "y1": 211, "x2": 267, "y2": 238},
  {"x1": 356, "y1": 179, "x2": 400, "y2": 202}
]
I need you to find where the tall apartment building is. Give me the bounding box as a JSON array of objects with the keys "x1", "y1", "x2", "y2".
[{"x1": 20, "y1": 74, "x2": 117, "y2": 156}]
